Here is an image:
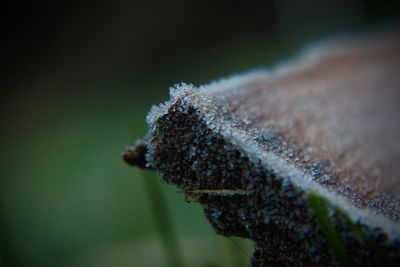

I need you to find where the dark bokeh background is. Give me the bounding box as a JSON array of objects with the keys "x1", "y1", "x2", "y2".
[{"x1": 2, "y1": 1, "x2": 399, "y2": 266}]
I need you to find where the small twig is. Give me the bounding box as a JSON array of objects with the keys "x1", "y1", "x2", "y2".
[
  {"x1": 122, "y1": 139, "x2": 150, "y2": 169},
  {"x1": 184, "y1": 189, "x2": 254, "y2": 203},
  {"x1": 185, "y1": 189, "x2": 254, "y2": 196}
]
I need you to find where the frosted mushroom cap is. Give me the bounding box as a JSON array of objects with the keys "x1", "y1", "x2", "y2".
[{"x1": 139, "y1": 27, "x2": 400, "y2": 266}]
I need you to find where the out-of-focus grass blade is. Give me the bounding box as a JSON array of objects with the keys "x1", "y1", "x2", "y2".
[
  {"x1": 226, "y1": 237, "x2": 250, "y2": 267},
  {"x1": 141, "y1": 170, "x2": 184, "y2": 267}
]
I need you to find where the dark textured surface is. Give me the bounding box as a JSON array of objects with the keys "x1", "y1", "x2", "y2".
[{"x1": 133, "y1": 28, "x2": 400, "y2": 266}]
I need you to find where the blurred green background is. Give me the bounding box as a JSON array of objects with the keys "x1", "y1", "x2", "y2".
[{"x1": 2, "y1": 1, "x2": 399, "y2": 266}]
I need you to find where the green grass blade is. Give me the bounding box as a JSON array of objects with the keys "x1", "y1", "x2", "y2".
[
  {"x1": 141, "y1": 170, "x2": 184, "y2": 267},
  {"x1": 226, "y1": 237, "x2": 249, "y2": 267},
  {"x1": 307, "y1": 193, "x2": 353, "y2": 267}
]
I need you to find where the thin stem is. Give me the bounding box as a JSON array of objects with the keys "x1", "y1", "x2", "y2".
[
  {"x1": 226, "y1": 237, "x2": 249, "y2": 267},
  {"x1": 141, "y1": 170, "x2": 184, "y2": 267}
]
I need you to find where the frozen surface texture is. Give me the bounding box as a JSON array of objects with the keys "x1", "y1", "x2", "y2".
[{"x1": 141, "y1": 28, "x2": 400, "y2": 266}]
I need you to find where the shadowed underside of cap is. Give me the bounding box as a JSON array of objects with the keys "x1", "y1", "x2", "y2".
[{"x1": 136, "y1": 28, "x2": 400, "y2": 266}]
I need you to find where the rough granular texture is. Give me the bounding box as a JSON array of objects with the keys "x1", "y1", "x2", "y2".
[{"x1": 131, "y1": 28, "x2": 400, "y2": 266}]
